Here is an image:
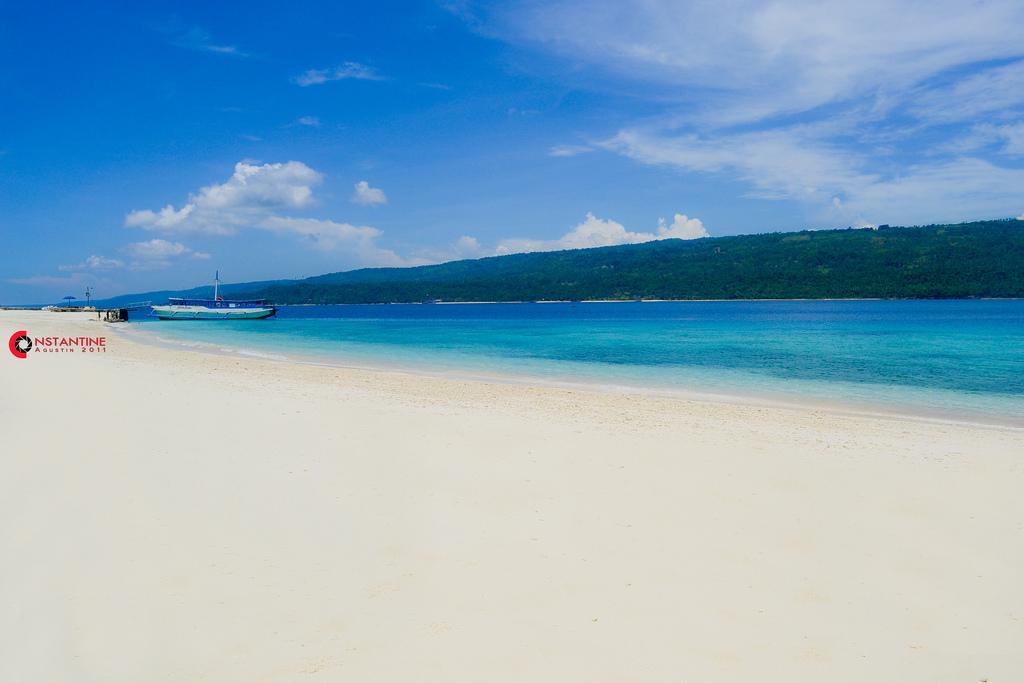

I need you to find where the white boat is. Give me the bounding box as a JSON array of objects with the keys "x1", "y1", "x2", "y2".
[{"x1": 151, "y1": 272, "x2": 276, "y2": 320}]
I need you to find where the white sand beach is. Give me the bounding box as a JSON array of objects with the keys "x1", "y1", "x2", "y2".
[{"x1": 1, "y1": 309, "x2": 1022, "y2": 682}]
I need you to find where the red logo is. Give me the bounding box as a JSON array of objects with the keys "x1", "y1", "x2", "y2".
[
  {"x1": 9, "y1": 330, "x2": 32, "y2": 358},
  {"x1": 8, "y1": 330, "x2": 107, "y2": 358}
]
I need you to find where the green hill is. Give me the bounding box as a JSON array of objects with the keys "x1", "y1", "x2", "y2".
[{"x1": 234, "y1": 219, "x2": 1024, "y2": 303}]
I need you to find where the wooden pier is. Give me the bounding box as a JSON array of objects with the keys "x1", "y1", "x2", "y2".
[{"x1": 1, "y1": 301, "x2": 151, "y2": 322}]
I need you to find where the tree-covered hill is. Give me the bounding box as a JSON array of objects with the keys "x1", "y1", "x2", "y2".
[{"x1": 234, "y1": 219, "x2": 1024, "y2": 303}]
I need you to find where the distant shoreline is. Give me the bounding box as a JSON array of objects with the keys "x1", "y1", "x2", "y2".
[
  {"x1": 22, "y1": 219, "x2": 1024, "y2": 309},
  {"x1": 6, "y1": 297, "x2": 1024, "y2": 309},
  {"x1": 413, "y1": 296, "x2": 1023, "y2": 304},
  {"x1": 261, "y1": 297, "x2": 1024, "y2": 307}
]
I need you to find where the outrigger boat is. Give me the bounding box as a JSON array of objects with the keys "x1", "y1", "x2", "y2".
[{"x1": 152, "y1": 271, "x2": 276, "y2": 320}]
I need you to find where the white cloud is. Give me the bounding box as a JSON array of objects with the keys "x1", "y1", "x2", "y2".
[
  {"x1": 207, "y1": 46, "x2": 241, "y2": 55},
  {"x1": 409, "y1": 235, "x2": 489, "y2": 264},
  {"x1": 602, "y1": 126, "x2": 876, "y2": 204},
  {"x1": 839, "y1": 159, "x2": 1024, "y2": 226},
  {"x1": 293, "y1": 62, "x2": 383, "y2": 86},
  {"x1": 409, "y1": 213, "x2": 708, "y2": 263},
  {"x1": 7, "y1": 272, "x2": 95, "y2": 287},
  {"x1": 124, "y1": 239, "x2": 192, "y2": 259},
  {"x1": 933, "y1": 122, "x2": 1024, "y2": 157},
  {"x1": 549, "y1": 144, "x2": 594, "y2": 157},
  {"x1": 296, "y1": 116, "x2": 321, "y2": 127},
  {"x1": 126, "y1": 161, "x2": 322, "y2": 235},
  {"x1": 124, "y1": 161, "x2": 406, "y2": 267},
  {"x1": 907, "y1": 61, "x2": 1024, "y2": 125},
  {"x1": 469, "y1": 1, "x2": 1024, "y2": 224},
  {"x1": 996, "y1": 123, "x2": 1024, "y2": 156},
  {"x1": 451, "y1": 235, "x2": 486, "y2": 257},
  {"x1": 602, "y1": 127, "x2": 1024, "y2": 226},
  {"x1": 168, "y1": 26, "x2": 247, "y2": 57},
  {"x1": 70, "y1": 242, "x2": 210, "y2": 273},
  {"x1": 351, "y1": 180, "x2": 388, "y2": 206},
  {"x1": 123, "y1": 239, "x2": 211, "y2": 268},
  {"x1": 51, "y1": 241, "x2": 210, "y2": 279},
  {"x1": 58, "y1": 255, "x2": 125, "y2": 272},
  {"x1": 260, "y1": 217, "x2": 404, "y2": 264},
  {"x1": 487, "y1": 1, "x2": 1024, "y2": 125},
  {"x1": 495, "y1": 211, "x2": 706, "y2": 255},
  {"x1": 657, "y1": 214, "x2": 709, "y2": 240}
]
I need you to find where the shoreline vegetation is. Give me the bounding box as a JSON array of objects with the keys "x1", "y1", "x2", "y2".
[
  {"x1": 271, "y1": 296, "x2": 1023, "y2": 305},
  {"x1": 3, "y1": 308, "x2": 1023, "y2": 680},
  {"x1": 76, "y1": 218, "x2": 1024, "y2": 308},
  {"x1": 6, "y1": 297, "x2": 1024, "y2": 311},
  {"x1": 238, "y1": 219, "x2": 1022, "y2": 304}
]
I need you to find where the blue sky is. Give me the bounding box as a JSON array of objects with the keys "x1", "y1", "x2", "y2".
[{"x1": 2, "y1": 0, "x2": 1023, "y2": 302}]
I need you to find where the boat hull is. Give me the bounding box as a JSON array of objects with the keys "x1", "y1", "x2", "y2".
[{"x1": 153, "y1": 306, "x2": 276, "y2": 320}]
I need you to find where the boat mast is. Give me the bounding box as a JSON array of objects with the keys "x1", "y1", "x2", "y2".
[{"x1": 214, "y1": 270, "x2": 220, "y2": 300}]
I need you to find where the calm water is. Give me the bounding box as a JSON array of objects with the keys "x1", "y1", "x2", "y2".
[{"x1": 129, "y1": 300, "x2": 1024, "y2": 423}]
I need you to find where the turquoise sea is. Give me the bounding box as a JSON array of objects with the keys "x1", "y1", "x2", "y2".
[{"x1": 128, "y1": 300, "x2": 1024, "y2": 425}]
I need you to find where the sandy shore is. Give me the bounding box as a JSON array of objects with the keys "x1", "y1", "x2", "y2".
[{"x1": 1, "y1": 309, "x2": 1022, "y2": 682}]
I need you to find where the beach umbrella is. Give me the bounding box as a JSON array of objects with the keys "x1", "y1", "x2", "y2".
[{"x1": 62, "y1": 295, "x2": 76, "y2": 307}]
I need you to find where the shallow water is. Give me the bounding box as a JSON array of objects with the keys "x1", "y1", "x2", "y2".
[{"x1": 129, "y1": 300, "x2": 1024, "y2": 423}]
